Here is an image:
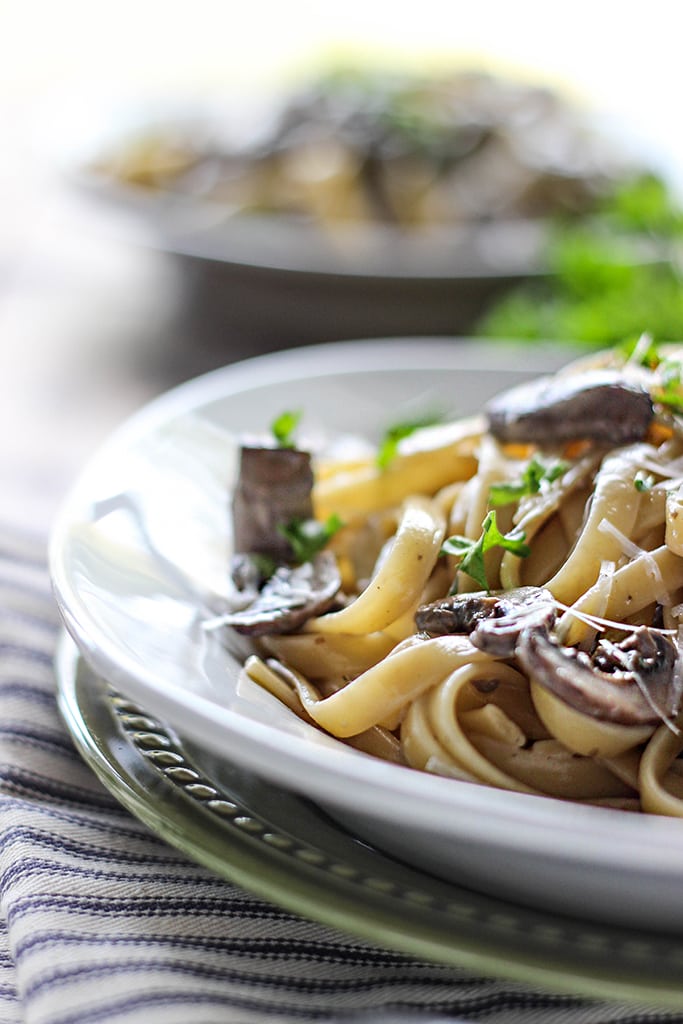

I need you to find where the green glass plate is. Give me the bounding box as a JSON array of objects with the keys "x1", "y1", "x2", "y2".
[{"x1": 55, "y1": 632, "x2": 683, "y2": 1010}]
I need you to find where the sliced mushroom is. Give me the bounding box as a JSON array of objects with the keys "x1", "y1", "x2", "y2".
[
  {"x1": 220, "y1": 551, "x2": 342, "y2": 636},
  {"x1": 485, "y1": 370, "x2": 654, "y2": 446},
  {"x1": 516, "y1": 625, "x2": 682, "y2": 726},
  {"x1": 231, "y1": 444, "x2": 314, "y2": 563},
  {"x1": 230, "y1": 551, "x2": 267, "y2": 593},
  {"x1": 415, "y1": 585, "x2": 556, "y2": 656}
]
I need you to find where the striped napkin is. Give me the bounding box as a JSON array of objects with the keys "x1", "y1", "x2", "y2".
[{"x1": 2, "y1": 521, "x2": 683, "y2": 1024}]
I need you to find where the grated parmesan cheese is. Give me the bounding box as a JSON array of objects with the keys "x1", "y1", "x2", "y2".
[{"x1": 597, "y1": 517, "x2": 671, "y2": 607}]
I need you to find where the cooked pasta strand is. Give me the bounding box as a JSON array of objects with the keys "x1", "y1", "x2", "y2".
[{"x1": 306, "y1": 497, "x2": 446, "y2": 635}]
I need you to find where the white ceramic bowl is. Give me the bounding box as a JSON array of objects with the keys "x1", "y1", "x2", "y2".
[{"x1": 49, "y1": 337, "x2": 683, "y2": 933}]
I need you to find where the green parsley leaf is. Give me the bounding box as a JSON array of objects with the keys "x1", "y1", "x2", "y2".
[
  {"x1": 476, "y1": 173, "x2": 683, "y2": 348},
  {"x1": 271, "y1": 410, "x2": 302, "y2": 449},
  {"x1": 489, "y1": 456, "x2": 569, "y2": 507},
  {"x1": 634, "y1": 470, "x2": 656, "y2": 493},
  {"x1": 250, "y1": 553, "x2": 278, "y2": 581},
  {"x1": 653, "y1": 358, "x2": 683, "y2": 413},
  {"x1": 277, "y1": 513, "x2": 344, "y2": 564},
  {"x1": 441, "y1": 510, "x2": 530, "y2": 594},
  {"x1": 620, "y1": 332, "x2": 662, "y2": 369},
  {"x1": 605, "y1": 172, "x2": 683, "y2": 238},
  {"x1": 376, "y1": 413, "x2": 444, "y2": 470}
]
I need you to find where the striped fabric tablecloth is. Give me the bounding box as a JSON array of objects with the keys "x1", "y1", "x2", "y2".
[{"x1": 2, "y1": 521, "x2": 683, "y2": 1024}]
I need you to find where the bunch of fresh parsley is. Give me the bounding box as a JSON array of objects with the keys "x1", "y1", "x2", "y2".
[{"x1": 476, "y1": 174, "x2": 683, "y2": 347}]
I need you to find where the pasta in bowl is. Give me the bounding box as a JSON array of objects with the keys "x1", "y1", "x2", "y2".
[
  {"x1": 219, "y1": 336, "x2": 683, "y2": 818},
  {"x1": 51, "y1": 337, "x2": 683, "y2": 932}
]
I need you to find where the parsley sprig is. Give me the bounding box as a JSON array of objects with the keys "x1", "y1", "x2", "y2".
[
  {"x1": 271, "y1": 410, "x2": 302, "y2": 449},
  {"x1": 652, "y1": 358, "x2": 683, "y2": 414},
  {"x1": 621, "y1": 332, "x2": 662, "y2": 369},
  {"x1": 489, "y1": 456, "x2": 568, "y2": 508},
  {"x1": 442, "y1": 510, "x2": 530, "y2": 594},
  {"x1": 376, "y1": 413, "x2": 444, "y2": 470},
  {"x1": 278, "y1": 513, "x2": 344, "y2": 564},
  {"x1": 476, "y1": 174, "x2": 683, "y2": 348},
  {"x1": 621, "y1": 335, "x2": 683, "y2": 414}
]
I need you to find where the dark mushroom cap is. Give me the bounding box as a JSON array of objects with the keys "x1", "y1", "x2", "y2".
[
  {"x1": 485, "y1": 370, "x2": 654, "y2": 446},
  {"x1": 220, "y1": 551, "x2": 342, "y2": 637},
  {"x1": 517, "y1": 625, "x2": 682, "y2": 726},
  {"x1": 415, "y1": 585, "x2": 556, "y2": 657}
]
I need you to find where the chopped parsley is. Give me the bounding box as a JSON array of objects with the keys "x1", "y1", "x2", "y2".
[
  {"x1": 278, "y1": 513, "x2": 344, "y2": 564},
  {"x1": 250, "y1": 552, "x2": 278, "y2": 580},
  {"x1": 441, "y1": 510, "x2": 530, "y2": 594},
  {"x1": 476, "y1": 174, "x2": 683, "y2": 348},
  {"x1": 376, "y1": 413, "x2": 444, "y2": 470},
  {"x1": 271, "y1": 410, "x2": 302, "y2": 448},
  {"x1": 618, "y1": 335, "x2": 683, "y2": 413},
  {"x1": 489, "y1": 456, "x2": 569, "y2": 507},
  {"x1": 621, "y1": 332, "x2": 662, "y2": 369},
  {"x1": 652, "y1": 358, "x2": 683, "y2": 413},
  {"x1": 634, "y1": 470, "x2": 656, "y2": 493}
]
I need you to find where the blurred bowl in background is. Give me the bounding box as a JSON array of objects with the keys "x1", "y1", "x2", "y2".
[
  {"x1": 132, "y1": 213, "x2": 550, "y2": 357},
  {"x1": 68, "y1": 66, "x2": 652, "y2": 356}
]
